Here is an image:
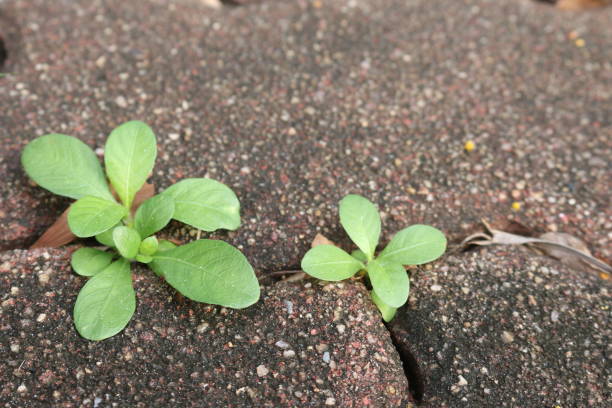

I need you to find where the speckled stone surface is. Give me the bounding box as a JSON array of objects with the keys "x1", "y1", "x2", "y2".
[
  {"x1": 390, "y1": 246, "x2": 610, "y2": 407},
  {"x1": 0, "y1": 248, "x2": 409, "y2": 407},
  {"x1": 1, "y1": 0, "x2": 611, "y2": 405},
  {"x1": 0, "y1": 0, "x2": 610, "y2": 270}
]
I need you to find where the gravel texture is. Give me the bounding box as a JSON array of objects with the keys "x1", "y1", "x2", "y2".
[
  {"x1": 0, "y1": 248, "x2": 409, "y2": 407},
  {"x1": 0, "y1": 0, "x2": 610, "y2": 270},
  {"x1": 0, "y1": 0, "x2": 610, "y2": 406},
  {"x1": 391, "y1": 245, "x2": 611, "y2": 407}
]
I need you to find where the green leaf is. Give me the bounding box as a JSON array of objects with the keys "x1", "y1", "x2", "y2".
[
  {"x1": 96, "y1": 225, "x2": 118, "y2": 247},
  {"x1": 71, "y1": 248, "x2": 114, "y2": 277},
  {"x1": 67, "y1": 196, "x2": 128, "y2": 237},
  {"x1": 136, "y1": 254, "x2": 153, "y2": 264},
  {"x1": 301, "y1": 244, "x2": 364, "y2": 281},
  {"x1": 162, "y1": 178, "x2": 240, "y2": 232},
  {"x1": 134, "y1": 194, "x2": 174, "y2": 238},
  {"x1": 351, "y1": 249, "x2": 368, "y2": 263},
  {"x1": 73, "y1": 259, "x2": 135, "y2": 341},
  {"x1": 112, "y1": 226, "x2": 141, "y2": 259},
  {"x1": 371, "y1": 290, "x2": 398, "y2": 322},
  {"x1": 366, "y1": 259, "x2": 409, "y2": 308},
  {"x1": 157, "y1": 239, "x2": 177, "y2": 252},
  {"x1": 21, "y1": 134, "x2": 113, "y2": 200},
  {"x1": 139, "y1": 236, "x2": 159, "y2": 256},
  {"x1": 104, "y1": 121, "x2": 157, "y2": 209},
  {"x1": 150, "y1": 240, "x2": 259, "y2": 308},
  {"x1": 378, "y1": 225, "x2": 447, "y2": 265},
  {"x1": 339, "y1": 194, "x2": 381, "y2": 260}
]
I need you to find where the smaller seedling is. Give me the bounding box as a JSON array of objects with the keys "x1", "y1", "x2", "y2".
[
  {"x1": 301, "y1": 194, "x2": 446, "y2": 321},
  {"x1": 22, "y1": 121, "x2": 260, "y2": 340}
]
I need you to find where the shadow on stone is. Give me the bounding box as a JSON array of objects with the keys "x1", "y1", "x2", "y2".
[
  {"x1": 387, "y1": 323, "x2": 426, "y2": 403},
  {"x1": 0, "y1": 36, "x2": 6, "y2": 71},
  {"x1": 0, "y1": 9, "x2": 21, "y2": 72}
]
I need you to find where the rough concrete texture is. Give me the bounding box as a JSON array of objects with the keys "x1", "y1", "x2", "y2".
[
  {"x1": 0, "y1": 248, "x2": 409, "y2": 407},
  {"x1": 1, "y1": 0, "x2": 610, "y2": 406},
  {"x1": 0, "y1": 0, "x2": 610, "y2": 271},
  {"x1": 391, "y1": 246, "x2": 610, "y2": 407}
]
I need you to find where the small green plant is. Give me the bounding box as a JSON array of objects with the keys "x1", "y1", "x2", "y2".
[
  {"x1": 22, "y1": 121, "x2": 260, "y2": 340},
  {"x1": 301, "y1": 194, "x2": 446, "y2": 322}
]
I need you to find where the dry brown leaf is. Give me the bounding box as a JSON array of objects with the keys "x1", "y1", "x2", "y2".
[
  {"x1": 459, "y1": 220, "x2": 612, "y2": 275},
  {"x1": 281, "y1": 272, "x2": 307, "y2": 282},
  {"x1": 30, "y1": 183, "x2": 155, "y2": 249},
  {"x1": 30, "y1": 208, "x2": 74, "y2": 249},
  {"x1": 131, "y1": 182, "x2": 155, "y2": 214},
  {"x1": 531, "y1": 232, "x2": 604, "y2": 275},
  {"x1": 557, "y1": 0, "x2": 611, "y2": 10},
  {"x1": 311, "y1": 233, "x2": 336, "y2": 248}
]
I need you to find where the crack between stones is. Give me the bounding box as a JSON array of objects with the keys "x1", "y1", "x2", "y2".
[{"x1": 262, "y1": 269, "x2": 425, "y2": 404}]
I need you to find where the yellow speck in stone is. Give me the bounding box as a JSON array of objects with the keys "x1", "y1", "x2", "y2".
[
  {"x1": 313, "y1": 0, "x2": 322, "y2": 8},
  {"x1": 575, "y1": 38, "x2": 585, "y2": 47},
  {"x1": 600, "y1": 272, "x2": 609, "y2": 281},
  {"x1": 464, "y1": 140, "x2": 475, "y2": 152},
  {"x1": 512, "y1": 202, "x2": 521, "y2": 211}
]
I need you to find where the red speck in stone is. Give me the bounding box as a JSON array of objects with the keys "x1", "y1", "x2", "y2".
[
  {"x1": 140, "y1": 332, "x2": 154, "y2": 342},
  {"x1": 310, "y1": 329, "x2": 318, "y2": 335}
]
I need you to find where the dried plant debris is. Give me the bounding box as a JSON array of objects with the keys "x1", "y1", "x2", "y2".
[
  {"x1": 557, "y1": 0, "x2": 612, "y2": 10},
  {"x1": 537, "y1": 0, "x2": 612, "y2": 9},
  {"x1": 311, "y1": 232, "x2": 336, "y2": 248},
  {"x1": 460, "y1": 220, "x2": 611, "y2": 276}
]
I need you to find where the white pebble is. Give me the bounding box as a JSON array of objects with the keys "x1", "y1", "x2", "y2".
[
  {"x1": 115, "y1": 96, "x2": 127, "y2": 108},
  {"x1": 322, "y1": 351, "x2": 331, "y2": 363},
  {"x1": 336, "y1": 324, "x2": 346, "y2": 334},
  {"x1": 283, "y1": 350, "x2": 296, "y2": 358},
  {"x1": 501, "y1": 331, "x2": 514, "y2": 343},
  {"x1": 256, "y1": 365, "x2": 268, "y2": 377},
  {"x1": 457, "y1": 375, "x2": 468, "y2": 386},
  {"x1": 325, "y1": 397, "x2": 336, "y2": 406},
  {"x1": 275, "y1": 340, "x2": 289, "y2": 349},
  {"x1": 168, "y1": 133, "x2": 180, "y2": 141},
  {"x1": 551, "y1": 311, "x2": 559, "y2": 322},
  {"x1": 431, "y1": 284, "x2": 442, "y2": 292},
  {"x1": 36, "y1": 313, "x2": 47, "y2": 323},
  {"x1": 17, "y1": 384, "x2": 27, "y2": 393}
]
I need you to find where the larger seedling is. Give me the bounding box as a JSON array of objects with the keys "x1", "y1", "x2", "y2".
[{"x1": 22, "y1": 121, "x2": 260, "y2": 340}]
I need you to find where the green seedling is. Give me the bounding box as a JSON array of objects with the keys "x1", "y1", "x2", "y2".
[
  {"x1": 301, "y1": 194, "x2": 446, "y2": 322},
  {"x1": 22, "y1": 120, "x2": 260, "y2": 340}
]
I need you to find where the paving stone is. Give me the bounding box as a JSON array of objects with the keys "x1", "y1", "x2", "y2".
[
  {"x1": 0, "y1": 247, "x2": 409, "y2": 407},
  {"x1": 390, "y1": 246, "x2": 610, "y2": 407},
  {"x1": 0, "y1": 0, "x2": 609, "y2": 271}
]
